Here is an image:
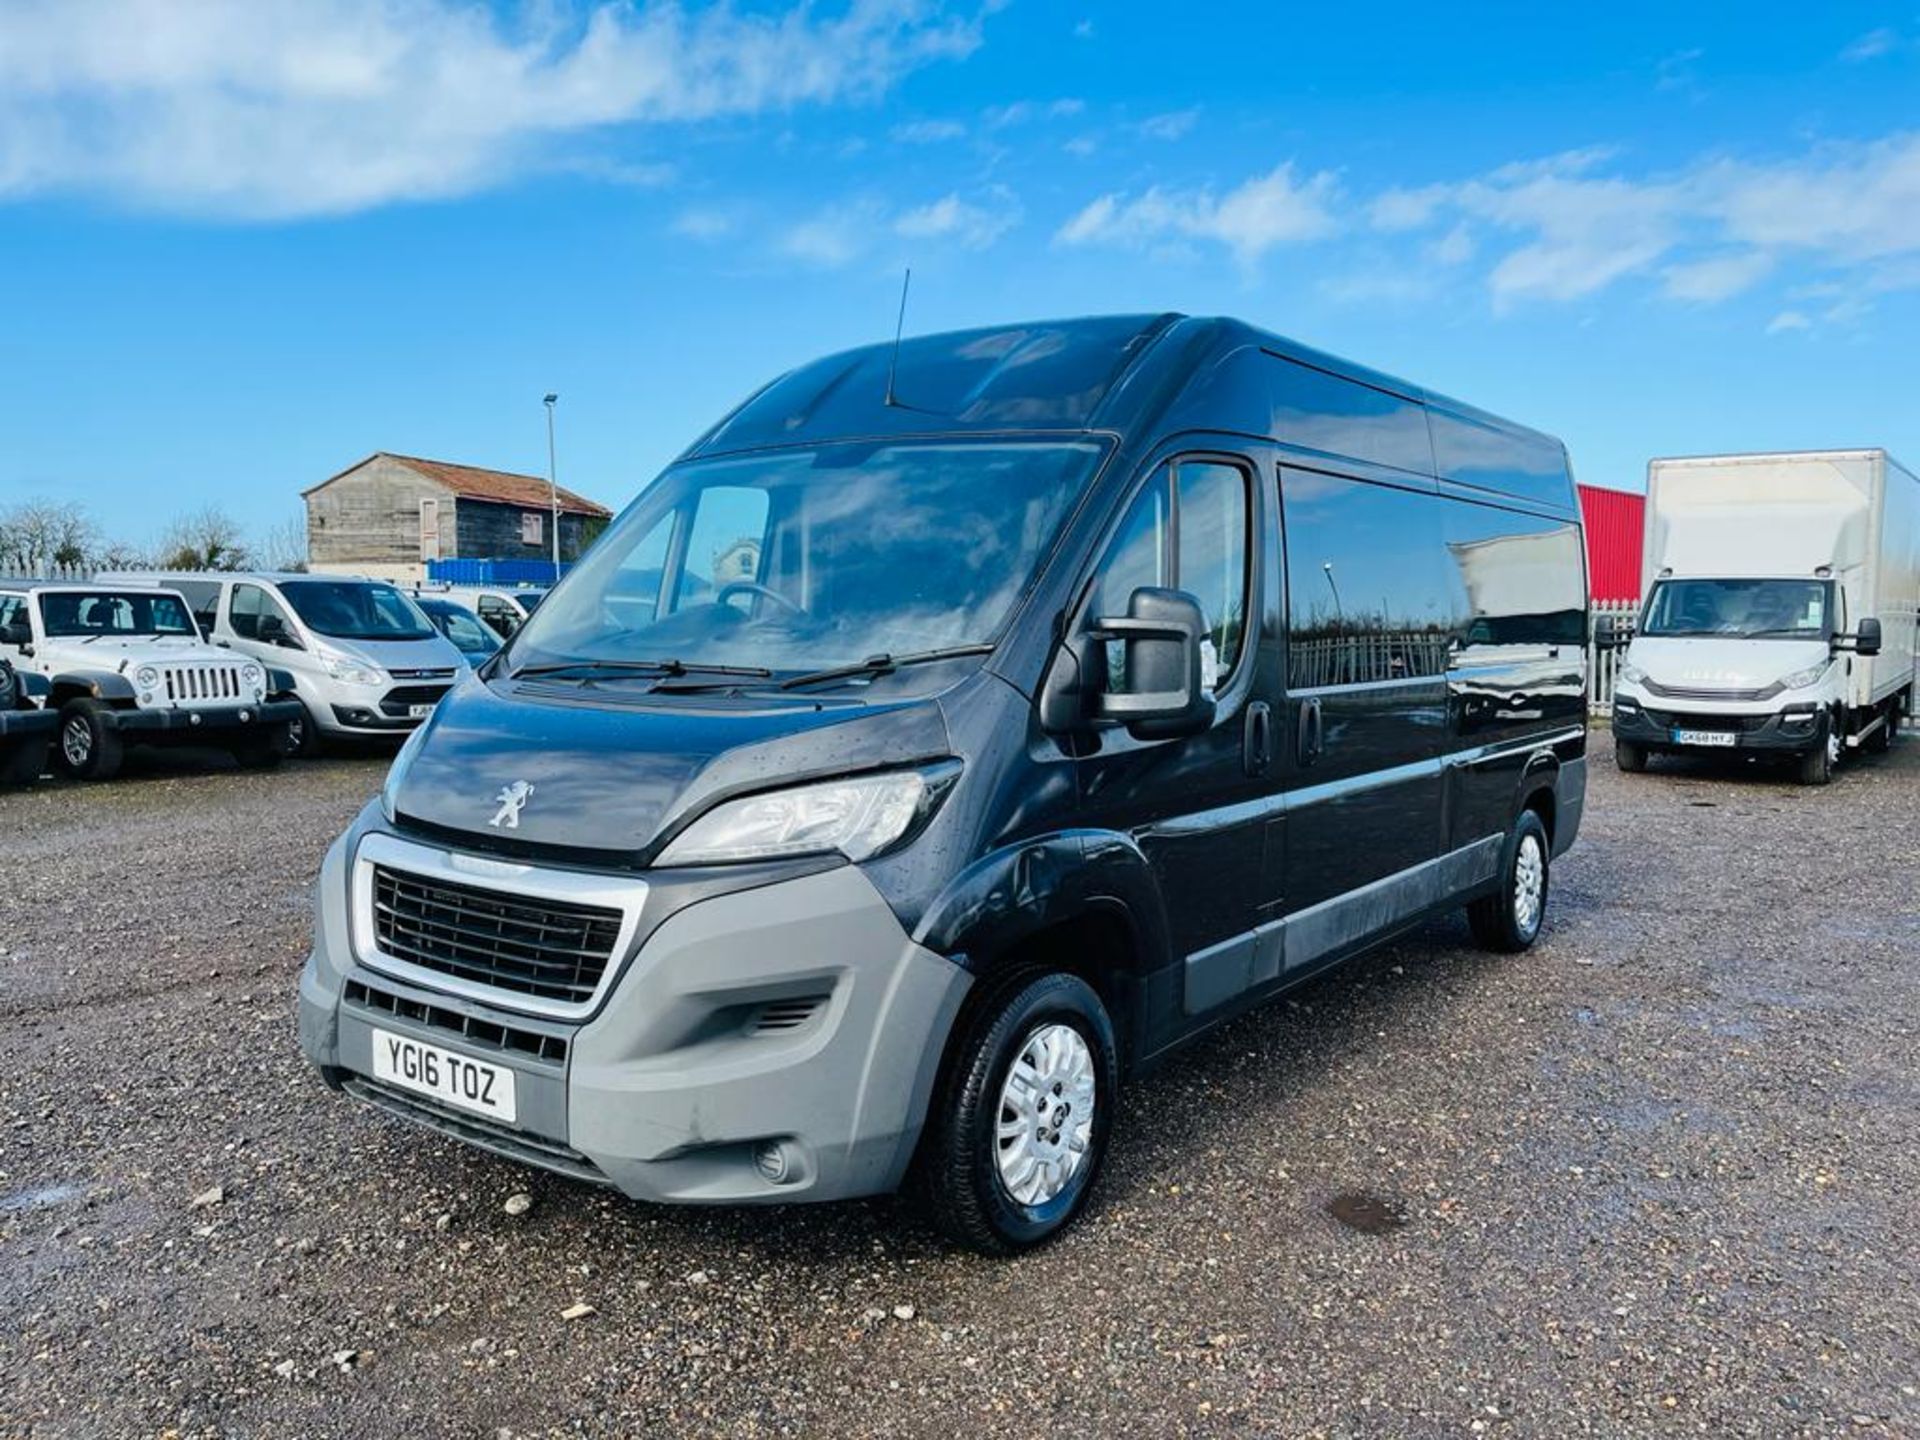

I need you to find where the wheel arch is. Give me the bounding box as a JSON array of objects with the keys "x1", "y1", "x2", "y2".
[{"x1": 50, "y1": 671, "x2": 136, "y2": 708}]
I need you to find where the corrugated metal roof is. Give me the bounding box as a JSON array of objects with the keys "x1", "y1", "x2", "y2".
[
  {"x1": 1578, "y1": 484, "x2": 1645, "y2": 601},
  {"x1": 306, "y1": 453, "x2": 611, "y2": 518}
]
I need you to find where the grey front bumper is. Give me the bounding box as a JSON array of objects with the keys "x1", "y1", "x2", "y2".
[{"x1": 299, "y1": 829, "x2": 971, "y2": 1205}]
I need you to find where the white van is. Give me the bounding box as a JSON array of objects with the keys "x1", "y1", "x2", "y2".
[{"x1": 111, "y1": 572, "x2": 465, "y2": 755}]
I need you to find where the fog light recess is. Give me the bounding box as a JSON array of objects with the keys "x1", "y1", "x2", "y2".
[{"x1": 754, "y1": 1140, "x2": 799, "y2": 1185}]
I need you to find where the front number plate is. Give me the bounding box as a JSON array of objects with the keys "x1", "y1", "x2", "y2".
[
  {"x1": 408, "y1": 704, "x2": 436, "y2": 719},
  {"x1": 371, "y1": 1028, "x2": 517, "y2": 1123},
  {"x1": 1672, "y1": 728, "x2": 1738, "y2": 748}
]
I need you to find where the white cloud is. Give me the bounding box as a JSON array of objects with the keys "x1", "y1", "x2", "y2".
[
  {"x1": 1766, "y1": 310, "x2": 1812, "y2": 334},
  {"x1": 1662, "y1": 250, "x2": 1773, "y2": 302},
  {"x1": 893, "y1": 188, "x2": 1020, "y2": 248},
  {"x1": 0, "y1": 0, "x2": 985, "y2": 218},
  {"x1": 778, "y1": 204, "x2": 878, "y2": 267},
  {"x1": 671, "y1": 207, "x2": 734, "y2": 240},
  {"x1": 1840, "y1": 27, "x2": 1899, "y2": 62},
  {"x1": 1134, "y1": 108, "x2": 1199, "y2": 142},
  {"x1": 1359, "y1": 134, "x2": 1920, "y2": 313},
  {"x1": 891, "y1": 118, "x2": 967, "y2": 143},
  {"x1": 1055, "y1": 163, "x2": 1339, "y2": 270}
]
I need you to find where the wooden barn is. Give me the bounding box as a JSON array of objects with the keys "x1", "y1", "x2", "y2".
[{"x1": 303, "y1": 452, "x2": 611, "y2": 583}]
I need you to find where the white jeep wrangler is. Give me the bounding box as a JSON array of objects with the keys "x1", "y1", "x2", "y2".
[{"x1": 0, "y1": 582, "x2": 303, "y2": 781}]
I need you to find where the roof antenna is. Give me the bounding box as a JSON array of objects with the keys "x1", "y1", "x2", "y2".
[{"x1": 884, "y1": 266, "x2": 912, "y2": 408}]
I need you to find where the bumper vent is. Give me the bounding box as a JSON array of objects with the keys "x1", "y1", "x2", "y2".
[
  {"x1": 371, "y1": 865, "x2": 622, "y2": 1007},
  {"x1": 345, "y1": 978, "x2": 569, "y2": 1063},
  {"x1": 749, "y1": 995, "x2": 830, "y2": 1035}
]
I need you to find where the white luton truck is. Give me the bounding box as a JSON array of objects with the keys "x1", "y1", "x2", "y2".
[{"x1": 1609, "y1": 449, "x2": 1920, "y2": 785}]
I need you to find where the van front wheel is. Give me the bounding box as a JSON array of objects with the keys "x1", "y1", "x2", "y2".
[
  {"x1": 1614, "y1": 739, "x2": 1648, "y2": 773},
  {"x1": 916, "y1": 972, "x2": 1118, "y2": 1255},
  {"x1": 1468, "y1": 810, "x2": 1551, "y2": 953}
]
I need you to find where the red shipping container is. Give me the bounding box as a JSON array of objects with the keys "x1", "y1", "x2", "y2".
[{"x1": 1577, "y1": 484, "x2": 1645, "y2": 602}]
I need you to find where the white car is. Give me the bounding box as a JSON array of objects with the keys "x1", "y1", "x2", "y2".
[{"x1": 0, "y1": 582, "x2": 300, "y2": 781}]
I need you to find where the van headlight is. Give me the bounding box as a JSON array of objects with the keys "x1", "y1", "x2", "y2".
[
  {"x1": 319, "y1": 649, "x2": 385, "y2": 687},
  {"x1": 1778, "y1": 660, "x2": 1831, "y2": 690},
  {"x1": 656, "y1": 764, "x2": 959, "y2": 867},
  {"x1": 1618, "y1": 661, "x2": 1647, "y2": 686}
]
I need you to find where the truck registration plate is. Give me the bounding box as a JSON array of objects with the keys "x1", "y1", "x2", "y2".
[
  {"x1": 1671, "y1": 728, "x2": 1737, "y2": 748},
  {"x1": 370, "y1": 1028, "x2": 517, "y2": 1123}
]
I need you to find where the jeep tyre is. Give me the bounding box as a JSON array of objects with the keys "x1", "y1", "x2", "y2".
[
  {"x1": 1468, "y1": 808, "x2": 1552, "y2": 953},
  {"x1": 57, "y1": 698, "x2": 124, "y2": 782},
  {"x1": 916, "y1": 971, "x2": 1119, "y2": 1254}
]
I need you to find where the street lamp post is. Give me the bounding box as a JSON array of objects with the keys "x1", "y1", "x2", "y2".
[{"x1": 542, "y1": 393, "x2": 561, "y2": 584}]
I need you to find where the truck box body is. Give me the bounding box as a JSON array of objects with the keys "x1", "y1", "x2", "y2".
[{"x1": 1644, "y1": 450, "x2": 1920, "y2": 713}]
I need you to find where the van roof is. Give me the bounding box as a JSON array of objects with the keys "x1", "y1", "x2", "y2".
[{"x1": 684, "y1": 313, "x2": 1569, "y2": 509}]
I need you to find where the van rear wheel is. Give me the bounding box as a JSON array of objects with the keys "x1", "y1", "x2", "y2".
[
  {"x1": 915, "y1": 972, "x2": 1118, "y2": 1254},
  {"x1": 1468, "y1": 809, "x2": 1551, "y2": 953}
]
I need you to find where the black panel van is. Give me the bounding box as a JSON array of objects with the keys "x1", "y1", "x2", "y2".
[{"x1": 299, "y1": 315, "x2": 1588, "y2": 1251}]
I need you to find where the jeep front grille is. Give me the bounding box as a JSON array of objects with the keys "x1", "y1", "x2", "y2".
[
  {"x1": 371, "y1": 864, "x2": 624, "y2": 1007},
  {"x1": 160, "y1": 664, "x2": 247, "y2": 704}
]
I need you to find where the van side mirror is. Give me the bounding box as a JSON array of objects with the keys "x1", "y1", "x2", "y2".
[
  {"x1": 1089, "y1": 587, "x2": 1217, "y2": 740},
  {"x1": 1592, "y1": 612, "x2": 1626, "y2": 650},
  {"x1": 257, "y1": 615, "x2": 301, "y2": 649},
  {"x1": 1849, "y1": 616, "x2": 1883, "y2": 657}
]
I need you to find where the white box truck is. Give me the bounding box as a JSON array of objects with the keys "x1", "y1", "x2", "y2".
[{"x1": 1609, "y1": 449, "x2": 1920, "y2": 784}]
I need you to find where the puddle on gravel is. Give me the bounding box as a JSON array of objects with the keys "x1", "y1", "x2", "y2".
[
  {"x1": 1325, "y1": 1190, "x2": 1407, "y2": 1235},
  {"x1": 0, "y1": 1183, "x2": 82, "y2": 1214}
]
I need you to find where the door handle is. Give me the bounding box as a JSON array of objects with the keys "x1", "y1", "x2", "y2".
[
  {"x1": 1296, "y1": 696, "x2": 1324, "y2": 767},
  {"x1": 1244, "y1": 701, "x2": 1272, "y2": 775}
]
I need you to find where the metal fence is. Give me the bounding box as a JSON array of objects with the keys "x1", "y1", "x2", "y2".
[{"x1": 1587, "y1": 598, "x2": 1638, "y2": 715}]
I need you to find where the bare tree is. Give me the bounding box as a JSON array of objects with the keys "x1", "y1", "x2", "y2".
[
  {"x1": 158, "y1": 505, "x2": 252, "y2": 571},
  {"x1": 259, "y1": 515, "x2": 309, "y2": 573},
  {"x1": 93, "y1": 536, "x2": 153, "y2": 571},
  {"x1": 0, "y1": 499, "x2": 96, "y2": 576}
]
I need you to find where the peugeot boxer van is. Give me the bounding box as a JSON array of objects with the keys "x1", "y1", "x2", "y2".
[
  {"x1": 298, "y1": 315, "x2": 1589, "y2": 1252},
  {"x1": 115, "y1": 572, "x2": 464, "y2": 755}
]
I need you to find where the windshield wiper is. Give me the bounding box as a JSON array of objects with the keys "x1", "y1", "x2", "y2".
[
  {"x1": 512, "y1": 658, "x2": 773, "y2": 682},
  {"x1": 779, "y1": 644, "x2": 995, "y2": 691},
  {"x1": 1744, "y1": 627, "x2": 1819, "y2": 639}
]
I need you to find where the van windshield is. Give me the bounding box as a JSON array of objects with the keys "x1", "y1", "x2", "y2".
[
  {"x1": 1641, "y1": 578, "x2": 1831, "y2": 640},
  {"x1": 510, "y1": 440, "x2": 1104, "y2": 678},
  {"x1": 279, "y1": 580, "x2": 435, "y2": 641}
]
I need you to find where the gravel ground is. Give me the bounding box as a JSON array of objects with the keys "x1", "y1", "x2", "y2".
[{"x1": 2, "y1": 739, "x2": 1917, "y2": 1439}]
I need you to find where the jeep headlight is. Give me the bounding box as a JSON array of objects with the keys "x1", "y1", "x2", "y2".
[
  {"x1": 318, "y1": 649, "x2": 384, "y2": 687},
  {"x1": 135, "y1": 664, "x2": 160, "y2": 688},
  {"x1": 242, "y1": 662, "x2": 265, "y2": 692},
  {"x1": 656, "y1": 765, "x2": 958, "y2": 867},
  {"x1": 1779, "y1": 660, "x2": 1830, "y2": 690},
  {"x1": 1618, "y1": 661, "x2": 1648, "y2": 686}
]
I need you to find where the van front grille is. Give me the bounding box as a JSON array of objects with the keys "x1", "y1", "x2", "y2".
[{"x1": 371, "y1": 865, "x2": 623, "y2": 1007}]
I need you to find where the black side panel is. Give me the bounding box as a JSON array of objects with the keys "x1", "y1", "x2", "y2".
[
  {"x1": 1429, "y1": 404, "x2": 1579, "y2": 516},
  {"x1": 1439, "y1": 499, "x2": 1590, "y2": 846}
]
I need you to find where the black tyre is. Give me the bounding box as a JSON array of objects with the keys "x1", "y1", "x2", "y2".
[
  {"x1": 285, "y1": 701, "x2": 323, "y2": 758},
  {"x1": 1796, "y1": 716, "x2": 1837, "y2": 786},
  {"x1": 916, "y1": 972, "x2": 1119, "y2": 1255},
  {"x1": 0, "y1": 661, "x2": 18, "y2": 711},
  {"x1": 56, "y1": 698, "x2": 124, "y2": 782},
  {"x1": 1468, "y1": 809, "x2": 1552, "y2": 953},
  {"x1": 1614, "y1": 738, "x2": 1648, "y2": 773},
  {"x1": 234, "y1": 724, "x2": 288, "y2": 770}
]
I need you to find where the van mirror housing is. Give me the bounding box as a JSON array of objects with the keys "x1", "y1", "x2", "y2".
[
  {"x1": 1592, "y1": 611, "x2": 1626, "y2": 650},
  {"x1": 1849, "y1": 616, "x2": 1883, "y2": 657},
  {"x1": 1089, "y1": 586, "x2": 1216, "y2": 740},
  {"x1": 257, "y1": 615, "x2": 299, "y2": 649}
]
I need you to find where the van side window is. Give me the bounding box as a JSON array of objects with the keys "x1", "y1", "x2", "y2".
[
  {"x1": 1092, "y1": 459, "x2": 1251, "y2": 691},
  {"x1": 230, "y1": 583, "x2": 292, "y2": 641},
  {"x1": 1283, "y1": 470, "x2": 1449, "y2": 687},
  {"x1": 1440, "y1": 506, "x2": 1585, "y2": 652}
]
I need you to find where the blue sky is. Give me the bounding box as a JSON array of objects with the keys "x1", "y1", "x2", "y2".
[{"x1": 3, "y1": 1, "x2": 1919, "y2": 547}]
